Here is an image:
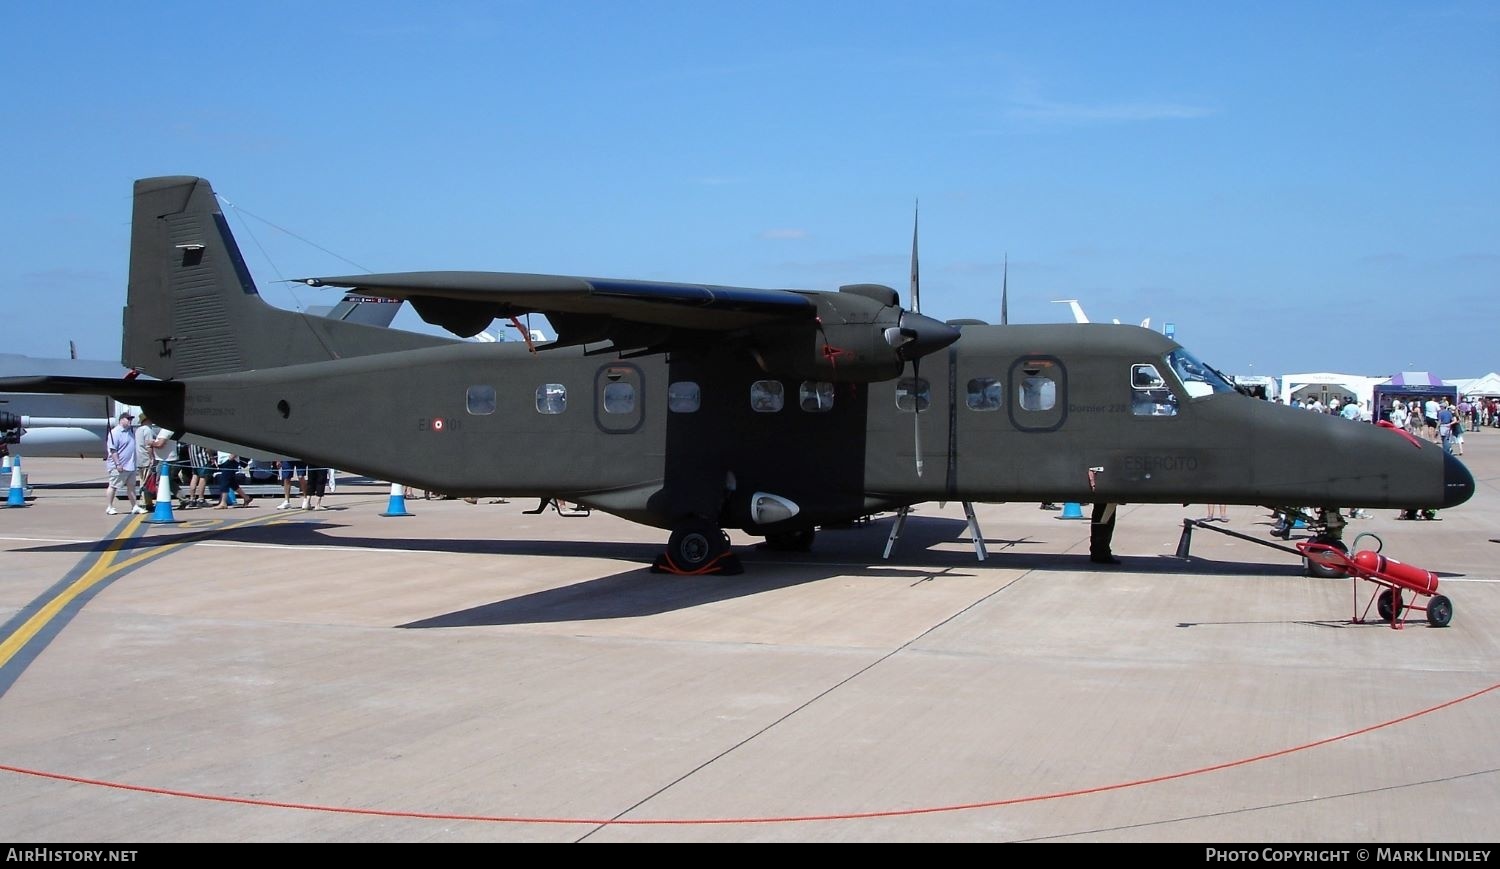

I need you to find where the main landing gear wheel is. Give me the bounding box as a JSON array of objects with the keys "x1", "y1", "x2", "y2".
[
  {"x1": 1426, "y1": 594, "x2": 1453, "y2": 628},
  {"x1": 1304, "y1": 536, "x2": 1349, "y2": 578},
  {"x1": 763, "y1": 528, "x2": 816, "y2": 552},
  {"x1": 667, "y1": 524, "x2": 730, "y2": 571}
]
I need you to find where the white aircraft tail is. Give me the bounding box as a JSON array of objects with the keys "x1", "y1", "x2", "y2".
[{"x1": 1052, "y1": 300, "x2": 1089, "y2": 324}]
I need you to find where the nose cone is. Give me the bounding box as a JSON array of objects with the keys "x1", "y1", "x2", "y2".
[{"x1": 1442, "y1": 452, "x2": 1474, "y2": 508}]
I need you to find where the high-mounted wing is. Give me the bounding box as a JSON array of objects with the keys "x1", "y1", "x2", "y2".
[
  {"x1": 298, "y1": 272, "x2": 816, "y2": 344},
  {"x1": 299, "y1": 272, "x2": 960, "y2": 383}
]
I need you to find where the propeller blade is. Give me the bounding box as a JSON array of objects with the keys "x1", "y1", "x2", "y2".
[
  {"x1": 1001, "y1": 252, "x2": 1008, "y2": 325},
  {"x1": 909, "y1": 200, "x2": 924, "y2": 477},
  {"x1": 912, "y1": 358, "x2": 923, "y2": 478},
  {"x1": 909, "y1": 200, "x2": 920, "y2": 315}
]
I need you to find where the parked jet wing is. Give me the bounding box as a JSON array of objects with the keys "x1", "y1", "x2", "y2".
[{"x1": 0, "y1": 375, "x2": 182, "y2": 404}]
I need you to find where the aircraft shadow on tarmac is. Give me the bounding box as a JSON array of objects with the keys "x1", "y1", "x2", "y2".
[{"x1": 17, "y1": 515, "x2": 1347, "y2": 627}]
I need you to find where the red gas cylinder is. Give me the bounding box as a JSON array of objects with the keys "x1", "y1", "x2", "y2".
[{"x1": 1352, "y1": 550, "x2": 1439, "y2": 595}]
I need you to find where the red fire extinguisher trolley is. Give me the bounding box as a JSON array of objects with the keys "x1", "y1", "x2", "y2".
[{"x1": 1297, "y1": 535, "x2": 1453, "y2": 629}]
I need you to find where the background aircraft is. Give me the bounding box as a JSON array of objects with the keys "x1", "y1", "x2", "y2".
[
  {"x1": 1052, "y1": 299, "x2": 1151, "y2": 330},
  {"x1": 0, "y1": 177, "x2": 1473, "y2": 576}
]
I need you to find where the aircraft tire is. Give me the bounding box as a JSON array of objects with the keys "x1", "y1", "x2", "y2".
[
  {"x1": 1426, "y1": 594, "x2": 1453, "y2": 628},
  {"x1": 1378, "y1": 588, "x2": 1400, "y2": 623},
  {"x1": 1304, "y1": 537, "x2": 1349, "y2": 578},
  {"x1": 668, "y1": 523, "x2": 726, "y2": 570}
]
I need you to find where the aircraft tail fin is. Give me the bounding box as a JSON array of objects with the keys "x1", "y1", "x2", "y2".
[
  {"x1": 1051, "y1": 299, "x2": 1089, "y2": 324},
  {"x1": 123, "y1": 176, "x2": 451, "y2": 380}
]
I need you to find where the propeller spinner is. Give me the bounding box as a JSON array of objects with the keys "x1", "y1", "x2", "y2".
[{"x1": 883, "y1": 310, "x2": 960, "y2": 362}]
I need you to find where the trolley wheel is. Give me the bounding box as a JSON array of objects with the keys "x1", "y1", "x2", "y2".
[
  {"x1": 1304, "y1": 537, "x2": 1349, "y2": 578},
  {"x1": 1378, "y1": 588, "x2": 1401, "y2": 623},
  {"x1": 1426, "y1": 594, "x2": 1453, "y2": 628}
]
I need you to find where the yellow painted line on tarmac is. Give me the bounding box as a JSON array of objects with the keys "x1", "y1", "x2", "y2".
[{"x1": 0, "y1": 511, "x2": 302, "y2": 675}]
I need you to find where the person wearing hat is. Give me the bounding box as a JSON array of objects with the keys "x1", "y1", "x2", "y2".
[{"x1": 104, "y1": 411, "x2": 143, "y2": 515}]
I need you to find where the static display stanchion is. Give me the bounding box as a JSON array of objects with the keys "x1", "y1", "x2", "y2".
[
  {"x1": 6, "y1": 456, "x2": 26, "y2": 507},
  {"x1": 146, "y1": 460, "x2": 181, "y2": 524},
  {"x1": 381, "y1": 482, "x2": 413, "y2": 517}
]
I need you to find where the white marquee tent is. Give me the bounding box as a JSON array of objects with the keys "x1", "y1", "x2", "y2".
[
  {"x1": 1279, "y1": 372, "x2": 1386, "y2": 409},
  {"x1": 1452, "y1": 372, "x2": 1500, "y2": 398}
]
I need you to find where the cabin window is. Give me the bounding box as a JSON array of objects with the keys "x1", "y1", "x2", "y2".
[
  {"x1": 536, "y1": 383, "x2": 567, "y2": 415},
  {"x1": 603, "y1": 382, "x2": 636, "y2": 414},
  {"x1": 668, "y1": 381, "x2": 701, "y2": 413},
  {"x1": 966, "y1": 377, "x2": 1001, "y2": 411},
  {"x1": 751, "y1": 380, "x2": 785, "y2": 413},
  {"x1": 1131, "y1": 363, "x2": 1178, "y2": 416},
  {"x1": 1019, "y1": 376, "x2": 1055, "y2": 411},
  {"x1": 895, "y1": 377, "x2": 930, "y2": 412},
  {"x1": 466, "y1": 385, "x2": 496, "y2": 416},
  {"x1": 800, "y1": 381, "x2": 834, "y2": 412},
  {"x1": 1009, "y1": 356, "x2": 1067, "y2": 432}
]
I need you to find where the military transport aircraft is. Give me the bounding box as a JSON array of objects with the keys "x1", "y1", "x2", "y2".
[{"x1": 0, "y1": 177, "x2": 1474, "y2": 574}]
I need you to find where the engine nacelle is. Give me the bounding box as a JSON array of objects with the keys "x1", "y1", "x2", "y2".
[
  {"x1": 747, "y1": 287, "x2": 960, "y2": 383},
  {"x1": 0, "y1": 411, "x2": 23, "y2": 445}
]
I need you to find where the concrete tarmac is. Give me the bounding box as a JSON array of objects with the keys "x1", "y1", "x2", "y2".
[{"x1": 0, "y1": 437, "x2": 1497, "y2": 843}]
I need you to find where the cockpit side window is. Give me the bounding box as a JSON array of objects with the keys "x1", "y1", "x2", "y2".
[
  {"x1": 1166, "y1": 349, "x2": 1237, "y2": 399},
  {"x1": 1131, "y1": 363, "x2": 1178, "y2": 417}
]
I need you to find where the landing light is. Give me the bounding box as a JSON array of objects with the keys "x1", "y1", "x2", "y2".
[{"x1": 750, "y1": 492, "x2": 800, "y2": 525}]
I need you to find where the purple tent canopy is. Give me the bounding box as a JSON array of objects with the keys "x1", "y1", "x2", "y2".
[{"x1": 1387, "y1": 371, "x2": 1445, "y2": 386}]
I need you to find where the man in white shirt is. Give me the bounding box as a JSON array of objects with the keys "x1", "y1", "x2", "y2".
[{"x1": 104, "y1": 412, "x2": 142, "y2": 515}]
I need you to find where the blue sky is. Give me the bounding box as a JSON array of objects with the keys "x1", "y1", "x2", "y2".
[{"x1": 4, "y1": 1, "x2": 1496, "y2": 380}]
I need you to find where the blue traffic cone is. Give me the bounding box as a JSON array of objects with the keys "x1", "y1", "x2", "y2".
[
  {"x1": 6, "y1": 456, "x2": 25, "y2": 507},
  {"x1": 1059, "y1": 501, "x2": 1085, "y2": 520},
  {"x1": 380, "y1": 482, "x2": 413, "y2": 517},
  {"x1": 146, "y1": 461, "x2": 181, "y2": 524}
]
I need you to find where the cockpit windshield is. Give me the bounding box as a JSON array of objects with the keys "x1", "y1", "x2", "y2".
[{"x1": 1166, "y1": 349, "x2": 1238, "y2": 399}]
